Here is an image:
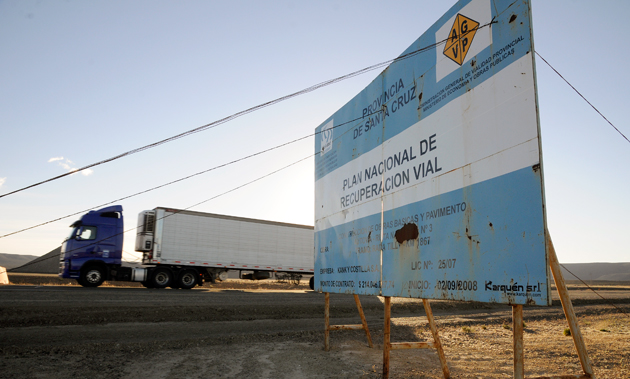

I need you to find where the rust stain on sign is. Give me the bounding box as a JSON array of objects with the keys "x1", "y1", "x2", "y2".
[{"x1": 395, "y1": 223, "x2": 419, "y2": 244}]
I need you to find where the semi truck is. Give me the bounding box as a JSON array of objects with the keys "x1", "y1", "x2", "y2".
[{"x1": 58, "y1": 205, "x2": 315, "y2": 289}]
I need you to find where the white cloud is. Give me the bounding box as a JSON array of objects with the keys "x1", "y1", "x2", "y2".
[
  {"x1": 0, "y1": 177, "x2": 6, "y2": 188},
  {"x1": 49, "y1": 157, "x2": 93, "y2": 176}
]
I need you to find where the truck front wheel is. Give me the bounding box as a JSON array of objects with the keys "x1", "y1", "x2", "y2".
[
  {"x1": 151, "y1": 268, "x2": 173, "y2": 289},
  {"x1": 80, "y1": 266, "x2": 106, "y2": 287}
]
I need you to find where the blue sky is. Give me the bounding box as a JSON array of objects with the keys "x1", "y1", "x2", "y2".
[{"x1": 0, "y1": 0, "x2": 628, "y2": 264}]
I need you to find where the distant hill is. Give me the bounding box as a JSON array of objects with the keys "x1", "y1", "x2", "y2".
[
  {"x1": 7, "y1": 248, "x2": 61, "y2": 273},
  {"x1": 559, "y1": 262, "x2": 630, "y2": 282},
  {"x1": 0, "y1": 253, "x2": 39, "y2": 270}
]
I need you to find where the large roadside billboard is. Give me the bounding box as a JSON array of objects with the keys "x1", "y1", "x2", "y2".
[{"x1": 314, "y1": 0, "x2": 550, "y2": 306}]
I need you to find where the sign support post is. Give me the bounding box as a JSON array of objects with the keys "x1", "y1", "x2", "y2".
[
  {"x1": 324, "y1": 292, "x2": 330, "y2": 351},
  {"x1": 383, "y1": 296, "x2": 391, "y2": 378},
  {"x1": 513, "y1": 304, "x2": 524, "y2": 379}
]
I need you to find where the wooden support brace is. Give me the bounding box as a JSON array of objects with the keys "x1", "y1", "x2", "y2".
[
  {"x1": 329, "y1": 324, "x2": 364, "y2": 330},
  {"x1": 382, "y1": 297, "x2": 450, "y2": 379},
  {"x1": 510, "y1": 233, "x2": 594, "y2": 379},
  {"x1": 547, "y1": 234, "x2": 595, "y2": 379},
  {"x1": 390, "y1": 341, "x2": 436, "y2": 350},
  {"x1": 353, "y1": 294, "x2": 374, "y2": 348},
  {"x1": 424, "y1": 299, "x2": 451, "y2": 379},
  {"x1": 324, "y1": 292, "x2": 373, "y2": 351}
]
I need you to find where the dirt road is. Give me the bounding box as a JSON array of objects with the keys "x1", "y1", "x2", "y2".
[{"x1": 1, "y1": 282, "x2": 628, "y2": 378}]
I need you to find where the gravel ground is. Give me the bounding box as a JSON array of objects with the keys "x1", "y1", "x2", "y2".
[{"x1": 0, "y1": 278, "x2": 628, "y2": 378}]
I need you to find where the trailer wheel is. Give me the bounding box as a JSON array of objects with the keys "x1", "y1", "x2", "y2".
[
  {"x1": 80, "y1": 266, "x2": 105, "y2": 287},
  {"x1": 309, "y1": 276, "x2": 314, "y2": 291},
  {"x1": 151, "y1": 268, "x2": 173, "y2": 288},
  {"x1": 178, "y1": 269, "x2": 198, "y2": 290}
]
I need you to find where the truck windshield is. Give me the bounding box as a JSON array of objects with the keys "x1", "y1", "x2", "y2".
[
  {"x1": 76, "y1": 226, "x2": 97, "y2": 240},
  {"x1": 65, "y1": 225, "x2": 97, "y2": 241}
]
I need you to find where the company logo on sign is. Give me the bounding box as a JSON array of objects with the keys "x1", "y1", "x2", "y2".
[
  {"x1": 443, "y1": 14, "x2": 479, "y2": 65},
  {"x1": 320, "y1": 120, "x2": 334, "y2": 155}
]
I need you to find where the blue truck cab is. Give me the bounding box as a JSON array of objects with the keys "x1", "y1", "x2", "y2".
[{"x1": 59, "y1": 205, "x2": 124, "y2": 286}]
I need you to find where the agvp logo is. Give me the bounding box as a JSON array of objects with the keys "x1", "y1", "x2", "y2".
[
  {"x1": 435, "y1": 0, "x2": 492, "y2": 82},
  {"x1": 320, "y1": 119, "x2": 333, "y2": 155},
  {"x1": 443, "y1": 14, "x2": 479, "y2": 65}
]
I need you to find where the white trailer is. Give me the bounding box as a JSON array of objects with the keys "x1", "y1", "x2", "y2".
[{"x1": 135, "y1": 207, "x2": 314, "y2": 288}]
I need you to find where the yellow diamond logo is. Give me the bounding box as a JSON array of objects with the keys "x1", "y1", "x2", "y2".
[{"x1": 443, "y1": 14, "x2": 479, "y2": 65}]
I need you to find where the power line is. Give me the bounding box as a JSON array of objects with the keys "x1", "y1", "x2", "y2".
[
  {"x1": 0, "y1": 110, "x2": 373, "y2": 240},
  {"x1": 535, "y1": 51, "x2": 629, "y2": 144},
  {"x1": 0, "y1": 20, "x2": 495, "y2": 200}
]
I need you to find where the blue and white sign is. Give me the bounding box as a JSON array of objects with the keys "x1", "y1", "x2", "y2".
[{"x1": 314, "y1": 0, "x2": 550, "y2": 305}]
